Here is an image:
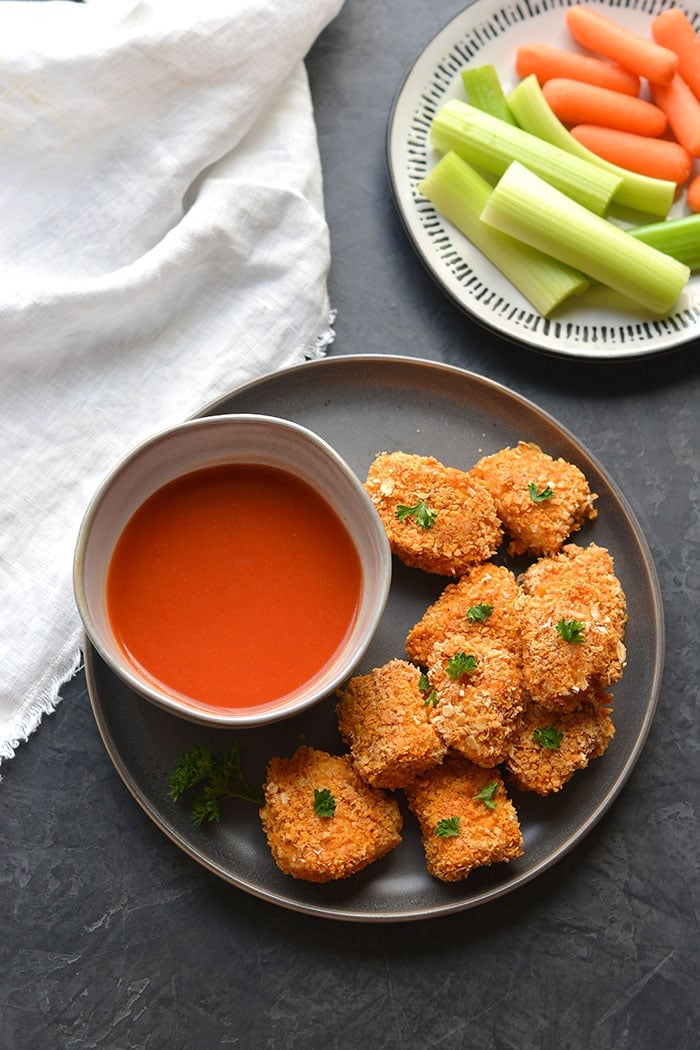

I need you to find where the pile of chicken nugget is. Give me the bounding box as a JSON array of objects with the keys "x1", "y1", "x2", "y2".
[{"x1": 260, "y1": 441, "x2": 627, "y2": 885}]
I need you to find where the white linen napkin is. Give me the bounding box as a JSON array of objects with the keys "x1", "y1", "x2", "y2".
[{"x1": 0, "y1": 0, "x2": 344, "y2": 770}]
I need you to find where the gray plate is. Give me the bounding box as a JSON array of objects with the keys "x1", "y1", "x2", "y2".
[{"x1": 85, "y1": 355, "x2": 664, "y2": 922}]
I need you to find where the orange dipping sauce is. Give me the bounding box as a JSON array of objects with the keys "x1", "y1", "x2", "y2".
[{"x1": 106, "y1": 464, "x2": 363, "y2": 712}]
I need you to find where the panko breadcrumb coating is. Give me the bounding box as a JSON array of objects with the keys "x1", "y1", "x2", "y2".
[
  {"x1": 517, "y1": 543, "x2": 627, "y2": 710},
  {"x1": 364, "y1": 451, "x2": 503, "y2": 576},
  {"x1": 404, "y1": 753, "x2": 523, "y2": 882},
  {"x1": 405, "y1": 563, "x2": 523, "y2": 666},
  {"x1": 519, "y1": 541, "x2": 625, "y2": 605},
  {"x1": 260, "y1": 747, "x2": 402, "y2": 883},
  {"x1": 505, "y1": 694, "x2": 615, "y2": 795},
  {"x1": 258, "y1": 441, "x2": 628, "y2": 885},
  {"x1": 470, "y1": 441, "x2": 597, "y2": 557},
  {"x1": 336, "y1": 659, "x2": 447, "y2": 789},
  {"x1": 424, "y1": 634, "x2": 526, "y2": 767}
]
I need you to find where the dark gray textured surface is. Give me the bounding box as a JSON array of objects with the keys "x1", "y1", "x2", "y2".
[{"x1": 3, "y1": 0, "x2": 698, "y2": 1047}]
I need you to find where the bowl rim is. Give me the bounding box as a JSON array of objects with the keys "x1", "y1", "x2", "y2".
[{"x1": 73, "y1": 413, "x2": 392, "y2": 728}]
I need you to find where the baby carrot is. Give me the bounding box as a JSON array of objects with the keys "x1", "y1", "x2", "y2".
[
  {"x1": 542, "y1": 79, "x2": 667, "y2": 136},
  {"x1": 650, "y1": 74, "x2": 700, "y2": 157},
  {"x1": 570, "y1": 125, "x2": 692, "y2": 185},
  {"x1": 687, "y1": 174, "x2": 700, "y2": 213},
  {"x1": 651, "y1": 9, "x2": 700, "y2": 101},
  {"x1": 515, "y1": 43, "x2": 640, "y2": 95},
  {"x1": 566, "y1": 5, "x2": 678, "y2": 85}
]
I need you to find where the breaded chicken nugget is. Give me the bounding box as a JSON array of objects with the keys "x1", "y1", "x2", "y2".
[
  {"x1": 364, "y1": 451, "x2": 502, "y2": 576},
  {"x1": 470, "y1": 441, "x2": 597, "y2": 557},
  {"x1": 404, "y1": 753, "x2": 523, "y2": 882},
  {"x1": 424, "y1": 634, "x2": 525, "y2": 767},
  {"x1": 517, "y1": 543, "x2": 627, "y2": 710},
  {"x1": 336, "y1": 659, "x2": 447, "y2": 789},
  {"x1": 519, "y1": 541, "x2": 626, "y2": 608},
  {"x1": 505, "y1": 694, "x2": 615, "y2": 795},
  {"x1": 405, "y1": 563, "x2": 522, "y2": 666},
  {"x1": 260, "y1": 746, "x2": 402, "y2": 883}
]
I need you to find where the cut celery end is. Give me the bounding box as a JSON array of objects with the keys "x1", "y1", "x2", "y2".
[
  {"x1": 430, "y1": 100, "x2": 621, "y2": 216},
  {"x1": 480, "y1": 161, "x2": 689, "y2": 315},
  {"x1": 461, "y1": 65, "x2": 518, "y2": 125},
  {"x1": 418, "y1": 151, "x2": 589, "y2": 317},
  {"x1": 629, "y1": 214, "x2": 700, "y2": 270},
  {"x1": 507, "y1": 75, "x2": 675, "y2": 218}
]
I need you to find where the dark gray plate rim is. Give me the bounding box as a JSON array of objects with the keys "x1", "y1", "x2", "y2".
[{"x1": 84, "y1": 354, "x2": 664, "y2": 922}]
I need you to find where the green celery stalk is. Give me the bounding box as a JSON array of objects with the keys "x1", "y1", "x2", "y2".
[
  {"x1": 430, "y1": 100, "x2": 621, "y2": 216},
  {"x1": 480, "y1": 161, "x2": 689, "y2": 315},
  {"x1": 507, "y1": 75, "x2": 675, "y2": 218},
  {"x1": 461, "y1": 65, "x2": 518, "y2": 125},
  {"x1": 629, "y1": 214, "x2": 700, "y2": 270},
  {"x1": 418, "y1": 151, "x2": 589, "y2": 317}
]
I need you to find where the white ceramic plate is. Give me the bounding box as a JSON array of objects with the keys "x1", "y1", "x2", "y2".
[{"x1": 387, "y1": 0, "x2": 700, "y2": 359}]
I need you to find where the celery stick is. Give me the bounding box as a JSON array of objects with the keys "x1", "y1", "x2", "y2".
[
  {"x1": 629, "y1": 214, "x2": 700, "y2": 270},
  {"x1": 418, "y1": 151, "x2": 589, "y2": 316},
  {"x1": 461, "y1": 65, "x2": 518, "y2": 125},
  {"x1": 430, "y1": 100, "x2": 621, "y2": 216},
  {"x1": 507, "y1": 75, "x2": 675, "y2": 218},
  {"x1": 480, "y1": 162, "x2": 689, "y2": 315}
]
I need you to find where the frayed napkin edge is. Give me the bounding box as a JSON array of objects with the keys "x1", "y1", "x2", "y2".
[
  {"x1": 0, "y1": 310, "x2": 338, "y2": 779},
  {"x1": 303, "y1": 309, "x2": 336, "y2": 360},
  {"x1": 0, "y1": 642, "x2": 83, "y2": 776}
]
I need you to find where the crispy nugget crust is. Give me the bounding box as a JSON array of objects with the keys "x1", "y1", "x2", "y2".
[
  {"x1": 364, "y1": 451, "x2": 502, "y2": 576},
  {"x1": 505, "y1": 694, "x2": 615, "y2": 795},
  {"x1": 405, "y1": 563, "x2": 523, "y2": 666},
  {"x1": 471, "y1": 441, "x2": 597, "y2": 557},
  {"x1": 260, "y1": 747, "x2": 402, "y2": 883},
  {"x1": 517, "y1": 543, "x2": 627, "y2": 710},
  {"x1": 404, "y1": 754, "x2": 523, "y2": 881},
  {"x1": 336, "y1": 660, "x2": 446, "y2": 789},
  {"x1": 425, "y1": 634, "x2": 525, "y2": 767}
]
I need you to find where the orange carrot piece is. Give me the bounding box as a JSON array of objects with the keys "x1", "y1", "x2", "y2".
[
  {"x1": 542, "y1": 78, "x2": 667, "y2": 136},
  {"x1": 651, "y1": 9, "x2": 700, "y2": 101},
  {"x1": 650, "y1": 73, "x2": 700, "y2": 157},
  {"x1": 570, "y1": 124, "x2": 692, "y2": 184},
  {"x1": 566, "y1": 5, "x2": 678, "y2": 85},
  {"x1": 515, "y1": 42, "x2": 640, "y2": 95},
  {"x1": 687, "y1": 173, "x2": 700, "y2": 212}
]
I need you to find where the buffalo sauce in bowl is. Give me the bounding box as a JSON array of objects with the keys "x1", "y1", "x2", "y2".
[{"x1": 106, "y1": 463, "x2": 363, "y2": 713}]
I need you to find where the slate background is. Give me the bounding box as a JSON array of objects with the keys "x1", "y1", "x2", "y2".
[{"x1": 3, "y1": 1, "x2": 698, "y2": 1047}]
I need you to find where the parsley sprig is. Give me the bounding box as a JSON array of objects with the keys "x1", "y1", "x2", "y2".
[
  {"x1": 446, "y1": 652, "x2": 478, "y2": 680},
  {"x1": 395, "y1": 499, "x2": 437, "y2": 530},
  {"x1": 313, "y1": 788, "x2": 336, "y2": 818},
  {"x1": 168, "y1": 742, "x2": 263, "y2": 826},
  {"x1": 435, "y1": 816, "x2": 461, "y2": 838},
  {"x1": 473, "y1": 781, "x2": 499, "y2": 810},
  {"x1": 528, "y1": 482, "x2": 555, "y2": 502},
  {"x1": 467, "y1": 602, "x2": 493, "y2": 623},
  {"x1": 533, "y1": 726, "x2": 564, "y2": 750},
  {"x1": 419, "y1": 672, "x2": 438, "y2": 708},
  {"x1": 556, "y1": 618, "x2": 586, "y2": 644}
]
